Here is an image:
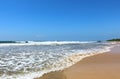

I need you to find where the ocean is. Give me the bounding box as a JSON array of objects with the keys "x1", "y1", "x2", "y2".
[{"x1": 0, "y1": 41, "x2": 114, "y2": 79}]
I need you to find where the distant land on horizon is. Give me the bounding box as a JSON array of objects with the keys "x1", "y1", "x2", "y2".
[{"x1": 107, "y1": 38, "x2": 120, "y2": 42}]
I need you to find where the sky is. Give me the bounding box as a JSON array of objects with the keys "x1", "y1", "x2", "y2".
[{"x1": 0, "y1": 0, "x2": 120, "y2": 41}]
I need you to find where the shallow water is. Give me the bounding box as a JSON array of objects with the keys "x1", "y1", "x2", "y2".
[{"x1": 0, "y1": 41, "x2": 113, "y2": 79}]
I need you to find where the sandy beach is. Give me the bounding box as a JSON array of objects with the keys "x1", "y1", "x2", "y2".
[{"x1": 36, "y1": 45, "x2": 120, "y2": 79}]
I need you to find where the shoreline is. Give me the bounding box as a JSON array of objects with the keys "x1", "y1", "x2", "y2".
[{"x1": 36, "y1": 45, "x2": 120, "y2": 79}]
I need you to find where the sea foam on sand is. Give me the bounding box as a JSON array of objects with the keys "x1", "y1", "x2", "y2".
[{"x1": 0, "y1": 41, "x2": 115, "y2": 79}]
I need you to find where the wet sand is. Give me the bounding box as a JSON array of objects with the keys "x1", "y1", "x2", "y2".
[{"x1": 35, "y1": 46, "x2": 120, "y2": 79}]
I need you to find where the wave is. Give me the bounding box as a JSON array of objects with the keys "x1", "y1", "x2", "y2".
[
  {"x1": 0, "y1": 42, "x2": 115, "y2": 79},
  {"x1": 0, "y1": 41, "x2": 96, "y2": 47}
]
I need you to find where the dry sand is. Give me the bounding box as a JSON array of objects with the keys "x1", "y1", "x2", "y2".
[{"x1": 35, "y1": 46, "x2": 120, "y2": 79}]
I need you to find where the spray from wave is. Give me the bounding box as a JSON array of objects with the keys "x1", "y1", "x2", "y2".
[{"x1": 0, "y1": 41, "x2": 115, "y2": 79}]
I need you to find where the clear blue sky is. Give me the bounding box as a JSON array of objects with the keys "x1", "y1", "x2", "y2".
[{"x1": 0, "y1": 0, "x2": 120, "y2": 41}]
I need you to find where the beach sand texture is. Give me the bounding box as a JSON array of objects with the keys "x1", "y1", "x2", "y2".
[{"x1": 36, "y1": 46, "x2": 120, "y2": 79}]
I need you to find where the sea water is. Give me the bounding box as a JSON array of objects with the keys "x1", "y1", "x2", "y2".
[{"x1": 0, "y1": 41, "x2": 114, "y2": 79}]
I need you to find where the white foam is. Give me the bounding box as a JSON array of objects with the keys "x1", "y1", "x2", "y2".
[
  {"x1": 0, "y1": 42, "x2": 114, "y2": 79},
  {"x1": 0, "y1": 41, "x2": 95, "y2": 47}
]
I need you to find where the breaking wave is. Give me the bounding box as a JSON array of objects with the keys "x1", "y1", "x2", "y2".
[{"x1": 0, "y1": 41, "x2": 114, "y2": 79}]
